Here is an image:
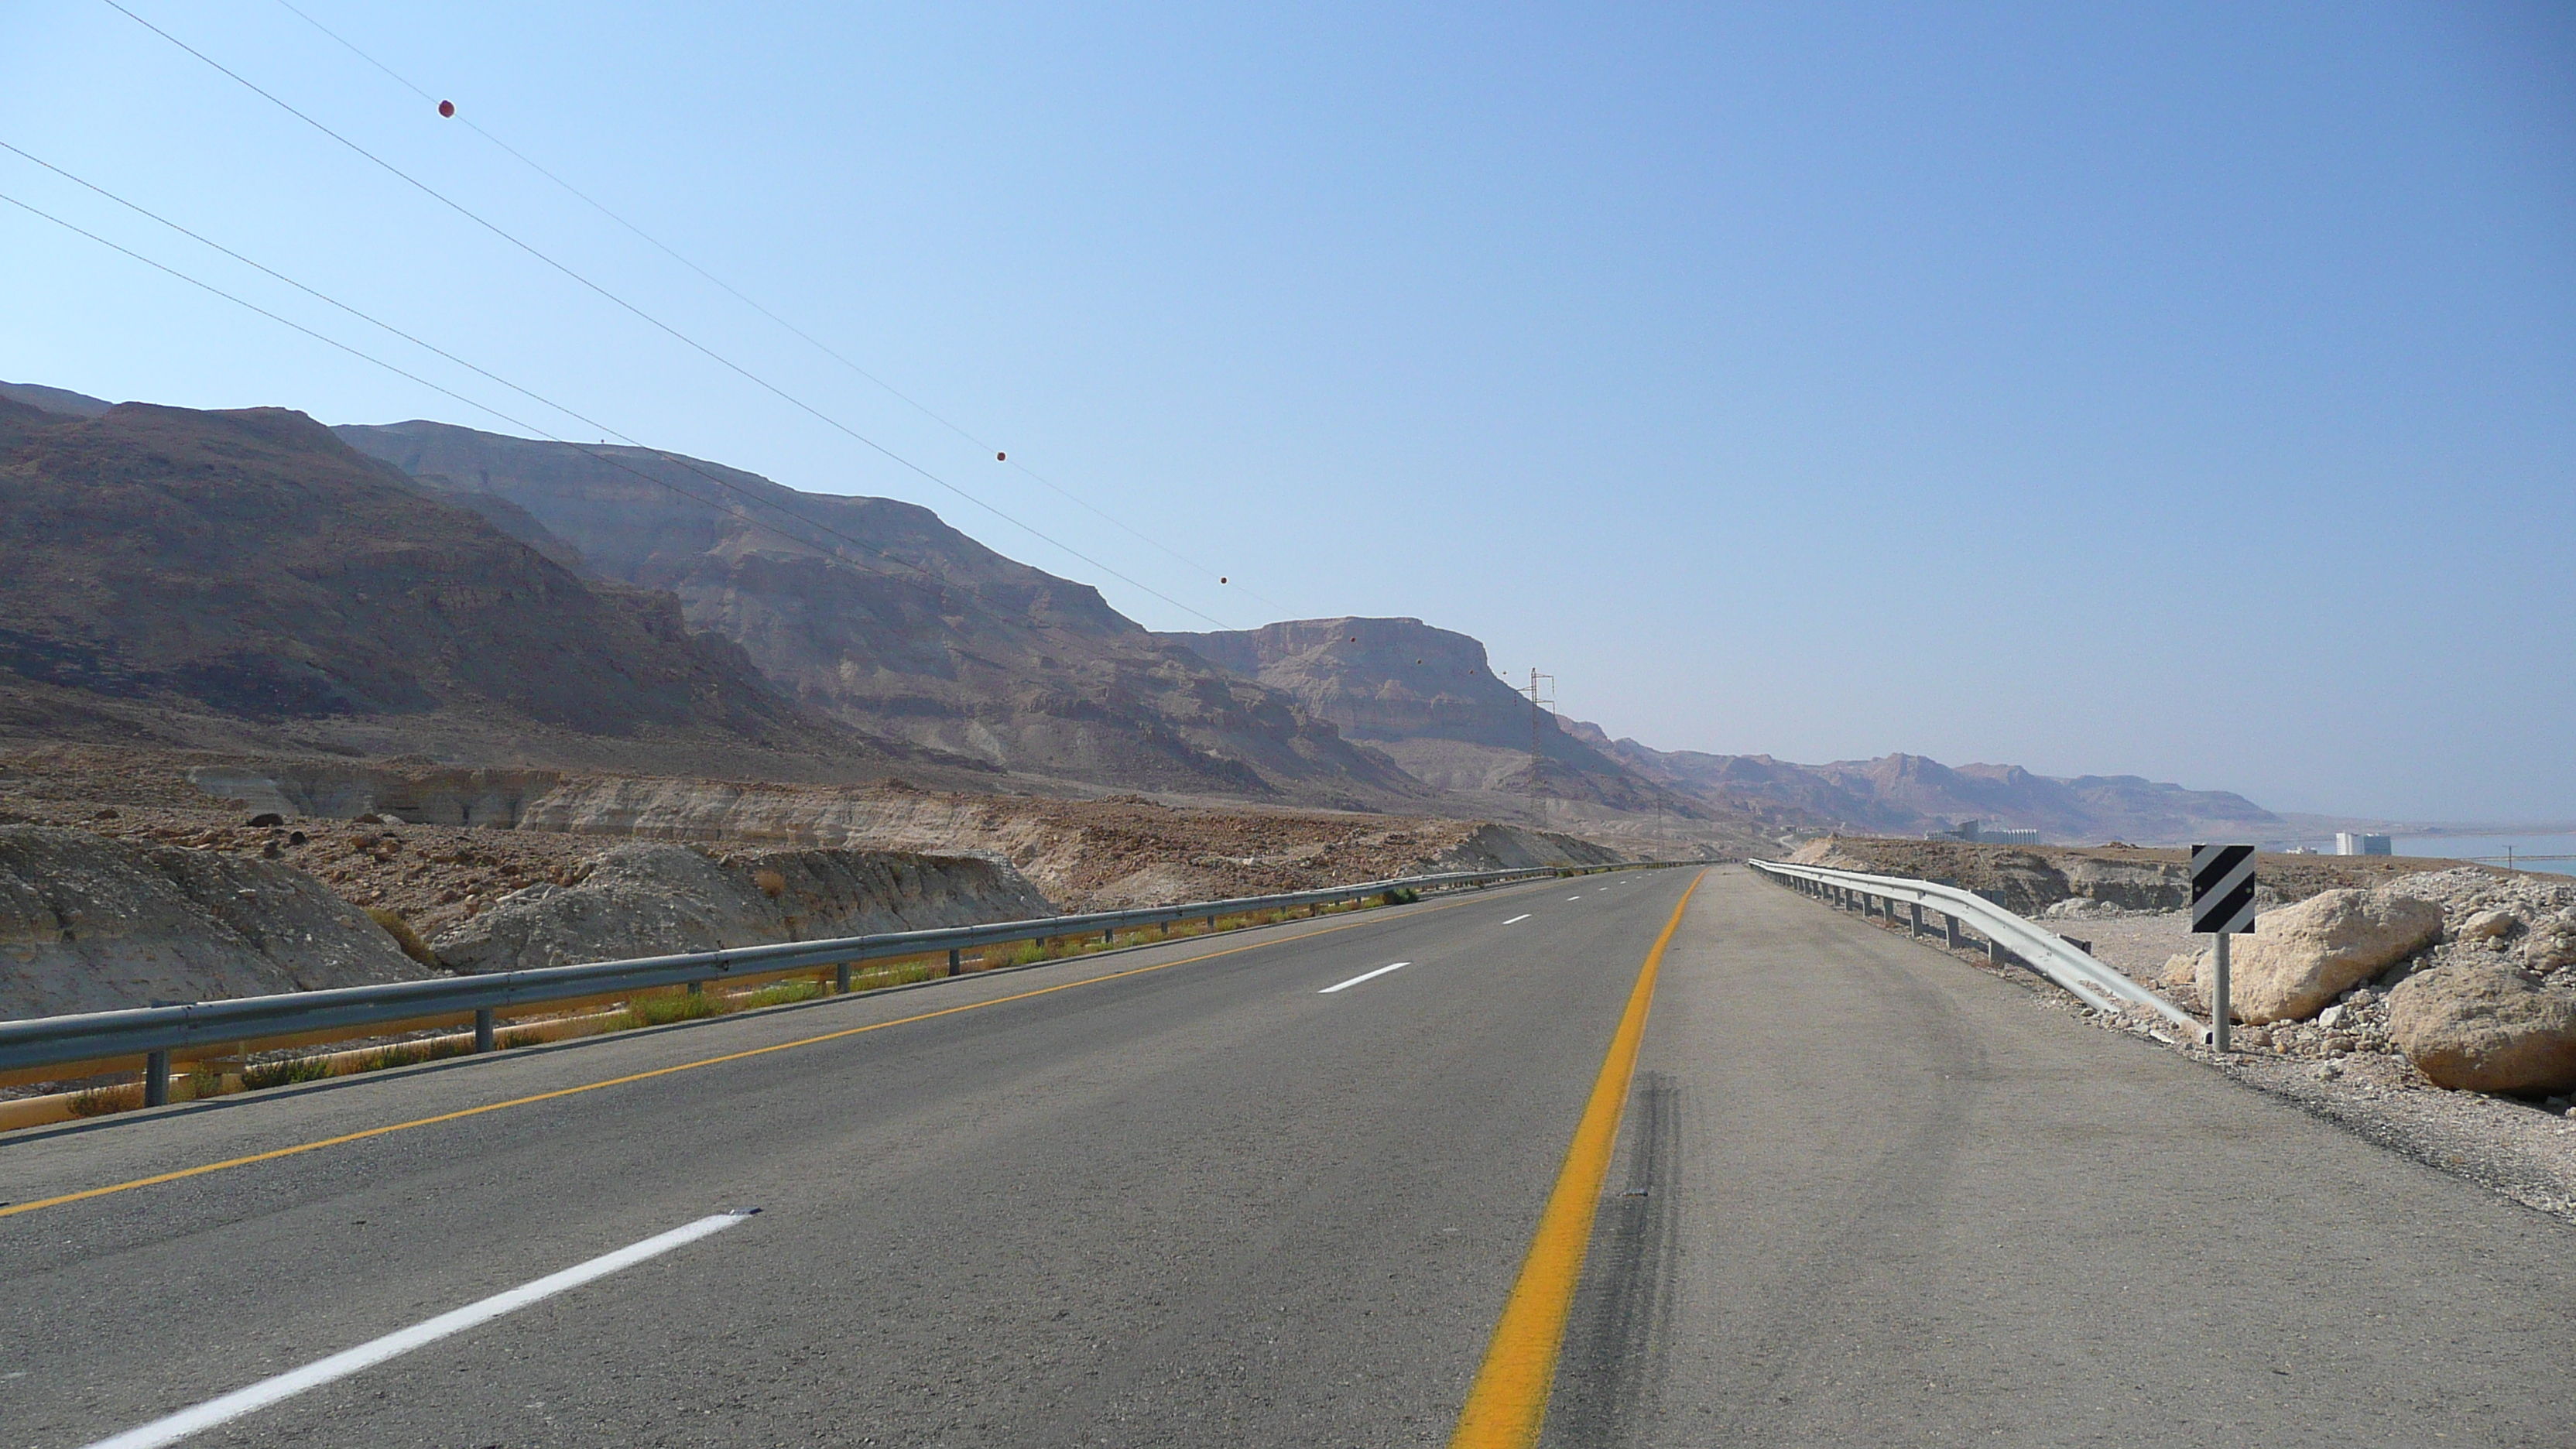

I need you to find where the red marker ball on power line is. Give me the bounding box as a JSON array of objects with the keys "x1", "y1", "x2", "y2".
[
  {"x1": 437, "y1": 100, "x2": 455, "y2": 118},
  {"x1": 1220, "y1": 577, "x2": 1228, "y2": 584},
  {"x1": 995, "y1": 451, "x2": 1005, "y2": 461}
]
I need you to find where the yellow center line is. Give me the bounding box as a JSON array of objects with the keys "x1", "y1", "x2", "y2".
[
  {"x1": 1447, "y1": 868, "x2": 1705, "y2": 1449},
  {"x1": 2, "y1": 887, "x2": 1539, "y2": 1221}
]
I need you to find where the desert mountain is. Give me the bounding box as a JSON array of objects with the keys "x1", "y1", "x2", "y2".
[
  {"x1": 336, "y1": 421, "x2": 1426, "y2": 806},
  {"x1": 1163, "y1": 617, "x2": 1694, "y2": 817},
  {"x1": 0, "y1": 380, "x2": 111, "y2": 418},
  {"x1": 1566, "y1": 723, "x2": 2283, "y2": 844},
  {"x1": 0, "y1": 395, "x2": 879, "y2": 764}
]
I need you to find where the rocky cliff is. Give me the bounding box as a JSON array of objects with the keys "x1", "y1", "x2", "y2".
[
  {"x1": 1160, "y1": 617, "x2": 1686, "y2": 814},
  {"x1": 336, "y1": 422, "x2": 1427, "y2": 807},
  {"x1": 0, "y1": 396, "x2": 878, "y2": 764}
]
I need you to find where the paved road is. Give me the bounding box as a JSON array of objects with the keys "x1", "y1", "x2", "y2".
[
  {"x1": 1547, "y1": 868, "x2": 2576, "y2": 1447},
  {"x1": 4, "y1": 865, "x2": 2571, "y2": 1447}
]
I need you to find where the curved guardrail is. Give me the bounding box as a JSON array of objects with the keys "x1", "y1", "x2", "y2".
[
  {"x1": 1749, "y1": 858, "x2": 2204, "y2": 1037},
  {"x1": 0, "y1": 860, "x2": 1692, "y2": 1088}
]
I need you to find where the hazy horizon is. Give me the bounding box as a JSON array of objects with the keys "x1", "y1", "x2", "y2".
[{"x1": 5, "y1": 2, "x2": 2568, "y2": 820}]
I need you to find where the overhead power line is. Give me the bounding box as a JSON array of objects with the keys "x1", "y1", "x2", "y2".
[
  {"x1": 269, "y1": 0, "x2": 1288, "y2": 622},
  {"x1": 0, "y1": 183, "x2": 1154, "y2": 655},
  {"x1": 96, "y1": 0, "x2": 1238, "y2": 632}
]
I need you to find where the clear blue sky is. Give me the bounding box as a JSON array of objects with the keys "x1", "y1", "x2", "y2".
[{"x1": 4, "y1": 2, "x2": 2569, "y2": 821}]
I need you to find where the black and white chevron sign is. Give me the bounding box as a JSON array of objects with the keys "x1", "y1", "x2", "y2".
[{"x1": 2190, "y1": 843, "x2": 2258, "y2": 934}]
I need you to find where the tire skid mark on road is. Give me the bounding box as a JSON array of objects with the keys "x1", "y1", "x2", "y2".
[{"x1": 1447, "y1": 869, "x2": 1706, "y2": 1449}]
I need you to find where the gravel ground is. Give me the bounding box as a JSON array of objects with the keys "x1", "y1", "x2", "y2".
[{"x1": 1817, "y1": 892, "x2": 2576, "y2": 1227}]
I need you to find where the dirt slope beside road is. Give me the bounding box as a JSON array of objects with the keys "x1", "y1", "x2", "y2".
[{"x1": 0, "y1": 824, "x2": 426, "y2": 1019}]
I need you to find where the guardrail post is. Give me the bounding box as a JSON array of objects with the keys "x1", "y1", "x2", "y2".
[
  {"x1": 1909, "y1": 903, "x2": 1925, "y2": 938},
  {"x1": 836, "y1": 961, "x2": 851, "y2": 992},
  {"x1": 947, "y1": 947, "x2": 961, "y2": 978},
  {"x1": 687, "y1": 981, "x2": 703, "y2": 996},
  {"x1": 144, "y1": 1050, "x2": 170, "y2": 1107},
  {"x1": 474, "y1": 1007, "x2": 495, "y2": 1052},
  {"x1": 1944, "y1": 913, "x2": 1964, "y2": 950},
  {"x1": 1986, "y1": 934, "x2": 2006, "y2": 965}
]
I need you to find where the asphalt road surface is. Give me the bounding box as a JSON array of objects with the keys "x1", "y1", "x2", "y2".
[{"x1": 4, "y1": 866, "x2": 2570, "y2": 1447}]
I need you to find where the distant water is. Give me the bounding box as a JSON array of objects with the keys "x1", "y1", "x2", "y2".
[{"x1": 2393, "y1": 834, "x2": 2576, "y2": 878}]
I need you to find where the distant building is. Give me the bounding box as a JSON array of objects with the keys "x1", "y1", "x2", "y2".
[
  {"x1": 1948, "y1": 819, "x2": 2040, "y2": 845},
  {"x1": 2334, "y1": 832, "x2": 2393, "y2": 856}
]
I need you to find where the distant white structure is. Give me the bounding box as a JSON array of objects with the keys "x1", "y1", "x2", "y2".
[
  {"x1": 1950, "y1": 820, "x2": 2041, "y2": 845},
  {"x1": 2334, "y1": 832, "x2": 2393, "y2": 856}
]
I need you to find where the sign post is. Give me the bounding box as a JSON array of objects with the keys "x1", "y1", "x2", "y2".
[{"x1": 2190, "y1": 843, "x2": 2259, "y2": 1051}]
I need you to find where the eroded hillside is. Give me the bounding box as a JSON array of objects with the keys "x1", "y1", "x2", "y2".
[{"x1": 336, "y1": 422, "x2": 1428, "y2": 807}]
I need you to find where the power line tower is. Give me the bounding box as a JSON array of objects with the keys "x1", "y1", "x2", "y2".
[{"x1": 1519, "y1": 668, "x2": 1556, "y2": 801}]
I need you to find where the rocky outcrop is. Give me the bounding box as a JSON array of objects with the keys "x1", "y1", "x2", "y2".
[
  {"x1": 2386, "y1": 962, "x2": 2576, "y2": 1094},
  {"x1": 1426, "y1": 824, "x2": 1628, "y2": 872},
  {"x1": 0, "y1": 824, "x2": 427, "y2": 1019},
  {"x1": 1159, "y1": 617, "x2": 1677, "y2": 813},
  {"x1": 187, "y1": 763, "x2": 563, "y2": 827},
  {"x1": 2197, "y1": 888, "x2": 2444, "y2": 1024},
  {"x1": 430, "y1": 843, "x2": 1052, "y2": 975}
]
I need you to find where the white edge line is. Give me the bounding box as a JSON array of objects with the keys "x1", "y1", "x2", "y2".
[
  {"x1": 1318, "y1": 961, "x2": 1409, "y2": 994},
  {"x1": 84, "y1": 1211, "x2": 755, "y2": 1449},
  {"x1": 1502, "y1": 913, "x2": 1532, "y2": 924}
]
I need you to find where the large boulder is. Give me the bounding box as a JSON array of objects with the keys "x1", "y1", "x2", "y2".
[
  {"x1": 2197, "y1": 887, "x2": 2442, "y2": 1024},
  {"x1": 2386, "y1": 963, "x2": 2576, "y2": 1094}
]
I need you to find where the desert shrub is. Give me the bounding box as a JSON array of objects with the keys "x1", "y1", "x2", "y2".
[
  {"x1": 739, "y1": 979, "x2": 824, "y2": 1009},
  {"x1": 622, "y1": 989, "x2": 727, "y2": 1029},
  {"x1": 353, "y1": 1037, "x2": 476, "y2": 1073},
  {"x1": 243, "y1": 1056, "x2": 337, "y2": 1090},
  {"x1": 70, "y1": 1082, "x2": 143, "y2": 1117},
  {"x1": 365, "y1": 907, "x2": 441, "y2": 969}
]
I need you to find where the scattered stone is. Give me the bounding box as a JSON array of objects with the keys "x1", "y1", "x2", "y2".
[
  {"x1": 2460, "y1": 909, "x2": 2520, "y2": 942},
  {"x1": 247, "y1": 812, "x2": 285, "y2": 828},
  {"x1": 2386, "y1": 961, "x2": 2576, "y2": 1094}
]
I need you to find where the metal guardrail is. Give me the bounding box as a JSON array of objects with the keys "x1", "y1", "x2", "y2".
[
  {"x1": 0, "y1": 860, "x2": 1689, "y2": 1091},
  {"x1": 1748, "y1": 858, "x2": 2204, "y2": 1037}
]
